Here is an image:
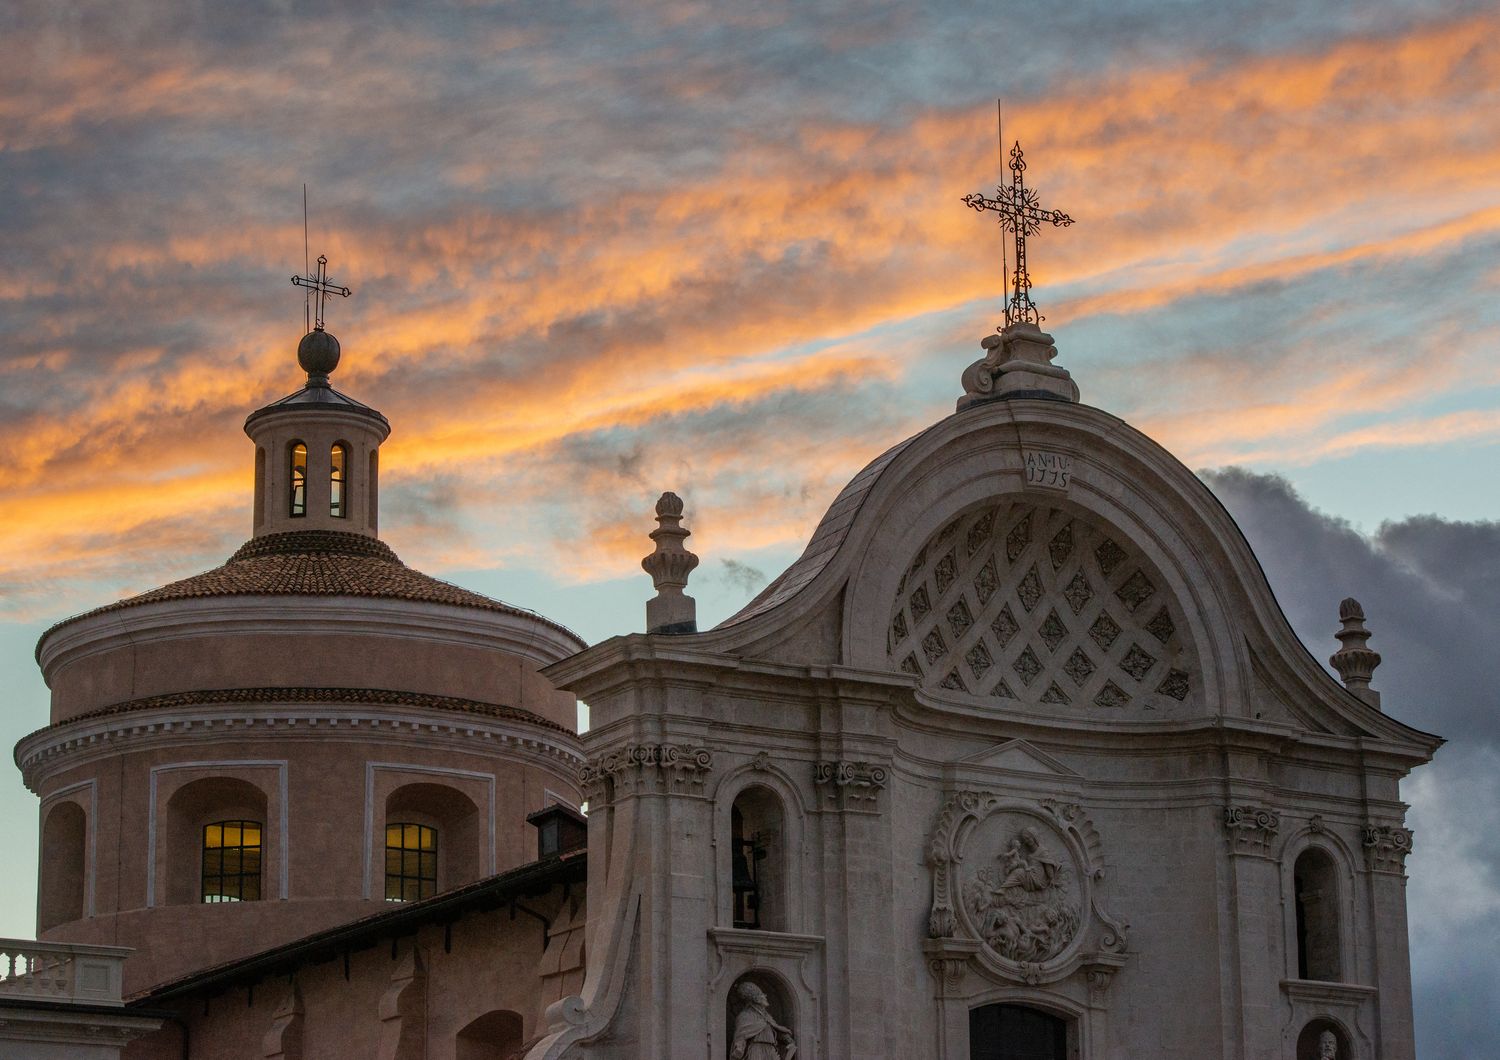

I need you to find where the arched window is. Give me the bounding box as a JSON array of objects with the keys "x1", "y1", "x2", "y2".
[
  {"x1": 202, "y1": 820, "x2": 262, "y2": 903},
  {"x1": 385, "y1": 823, "x2": 438, "y2": 902},
  {"x1": 289, "y1": 441, "x2": 307, "y2": 517},
  {"x1": 39, "y1": 801, "x2": 87, "y2": 930},
  {"x1": 165, "y1": 776, "x2": 269, "y2": 906},
  {"x1": 330, "y1": 442, "x2": 348, "y2": 518},
  {"x1": 730, "y1": 787, "x2": 784, "y2": 931},
  {"x1": 455, "y1": 1009, "x2": 524, "y2": 1060},
  {"x1": 1294, "y1": 848, "x2": 1342, "y2": 981}
]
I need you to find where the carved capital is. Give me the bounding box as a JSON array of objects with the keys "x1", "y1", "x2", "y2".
[
  {"x1": 1223, "y1": 804, "x2": 1281, "y2": 855},
  {"x1": 1362, "y1": 824, "x2": 1413, "y2": 874},
  {"x1": 579, "y1": 742, "x2": 714, "y2": 803},
  {"x1": 813, "y1": 760, "x2": 888, "y2": 808}
]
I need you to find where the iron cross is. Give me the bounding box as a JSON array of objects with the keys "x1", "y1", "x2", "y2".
[
  {"x1": 291, "y1": 254, "x2": 352, "y2": 332},
  {"x1": 963, "y1": 141, "x2": 1074, "y2": 327}
]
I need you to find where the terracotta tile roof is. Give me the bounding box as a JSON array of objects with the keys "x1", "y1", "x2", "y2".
[
  {"x1": 44, "y1": 529, "x2": 583, "y2": 646},
  {"x1": 28, "y1": 686, "x2": 575, "y2": 740}
]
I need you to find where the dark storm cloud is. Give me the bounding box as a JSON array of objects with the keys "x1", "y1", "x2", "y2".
[{"x1": 1203, "y1": 468, "x2": 1500, "y2": 1059}]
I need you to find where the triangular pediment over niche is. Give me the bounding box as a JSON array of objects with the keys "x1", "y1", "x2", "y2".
[{"x1": 958, "y1": 738, "x2": 1081, "y2": 778}]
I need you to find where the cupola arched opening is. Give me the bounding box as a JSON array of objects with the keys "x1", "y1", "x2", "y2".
[
  {"x1": 288, "y1": 441, "x2": 308, "y2": 518},
  {"x1": 38, "y1": 800, "x2": 87, "y2": 931},
  {"x1": 330, "y1": 442, "x2": 349, "y2": 518},
  {"x1": 382, "y1": 783, "x2": 480, "y2": 902},
  {"x1": 1293, "y1": 847, "x2": 1343, "y2": 982},
  {"x1": 729, "y1": 786, "x2": 786, "y2": 932}
]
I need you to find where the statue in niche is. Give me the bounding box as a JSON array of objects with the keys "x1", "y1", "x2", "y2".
[
  {"x1": 729, "y1": 981, "x2": 795, "y2": 1060},
  {"x1": 964, "y1": 825, "x2": 1080, "y2": 962},
  {"x1": 1318, "y1": 1029, "x2": 1338, "y2": 1059}
]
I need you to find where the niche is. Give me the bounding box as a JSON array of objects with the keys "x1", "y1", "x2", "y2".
[
  {"x1": 725, "y1": 971, "x2": 795, "y2": 1060},
  {"x1": 730, "y1": 786, "x2": 785, "y2": 932},
  {"x1": 38, "y1": 801, "x2": 87, "y2": 930},
  {"x1": 1293, "y1": 848, "x2": 1342, "y2": 981},
  {"x1": 1296, "y1": 1018, "x2": 1350, "y2": 1060}
]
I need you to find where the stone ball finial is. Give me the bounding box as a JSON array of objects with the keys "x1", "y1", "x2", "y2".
[
  {"x1": 297, "y1": 329, "x2": 341, "y2": 381},
  {"x1": 642, "y1": 491, "x2": 699, "y2": 635},
  {"x1": 1330, "y1": 596, "x2": 1381, "y2": 709}
]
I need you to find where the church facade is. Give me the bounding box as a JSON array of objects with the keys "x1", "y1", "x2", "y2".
[{"x1": 8, "y1": 307, "x2": 1436, "y2": 1059}]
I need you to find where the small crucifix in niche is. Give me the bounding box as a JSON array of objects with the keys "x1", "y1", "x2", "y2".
[
  {"x1": 291, "y1": 254, "x2": 352, "y2": 332},
  {"x1": 963, "y1": 110, "x2": 1074, "y2": 327}
]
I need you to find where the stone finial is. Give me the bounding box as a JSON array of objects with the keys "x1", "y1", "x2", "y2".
[
  {"x1": 1330, "y1": 597, "x2": 1381, "y2": 709},
  {"x1": 641, "y1": 491, "x2": 699, "y2": 634},
  {"x1": 957, "y1": 322, "x2": 1079, "y2": 411}
]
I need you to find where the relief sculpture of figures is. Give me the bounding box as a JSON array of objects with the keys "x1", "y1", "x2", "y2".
[
  {"x1": 729, "y1": 982, "x2": 796, "y2": 1060},
  {"x1": 964, "y1": 826, "x2": 1080, "y2": 962}
]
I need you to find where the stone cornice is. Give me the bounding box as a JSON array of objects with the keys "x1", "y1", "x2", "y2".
[
  {"x1": 542, "y1": 635, "x2": 915, "y2": 703},
  {"x1": 15, "y1": 696, "x2": 584, "y2": 793}
]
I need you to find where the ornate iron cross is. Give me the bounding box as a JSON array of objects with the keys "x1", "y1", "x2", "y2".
[
  {"x1": 963, "y1": 141, "x2": 1074, "y2": 327},
  {"x1": 291, "y1": 254, "x2": 352, "y2": 332}
]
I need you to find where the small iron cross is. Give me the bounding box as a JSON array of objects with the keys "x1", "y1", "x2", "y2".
[
  {"x1": 963, "y1": 141, "x2": 1074, "y2": 327},
  {"x1": 291, "y1": 254, "x2": 352, "y2": 332}
]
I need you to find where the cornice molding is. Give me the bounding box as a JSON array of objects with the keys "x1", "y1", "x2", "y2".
[{"x1": 16, "y1": 698, "x2": 584, "y2": 792}]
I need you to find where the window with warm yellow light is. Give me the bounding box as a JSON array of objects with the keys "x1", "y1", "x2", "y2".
[
  {"x1": 330, "y1": 442, "x2": 348, "y2": 518},
  {"x1": 385, "y1": 822, "x2": 438, "y2": 902},
  {"x1": 289, "y1": 441, "x2": 308, "y2": 517},
  {"x1": 202, "y1": 820, "x2": 262, "y2": 903}
]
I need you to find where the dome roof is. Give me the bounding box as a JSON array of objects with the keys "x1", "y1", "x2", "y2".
[
  {"x1": 243, "y1": 379, "x2": 389, "y2": 429},
  {"x1": 43, "y1": 529, "x2": 583, "y2": 648}
]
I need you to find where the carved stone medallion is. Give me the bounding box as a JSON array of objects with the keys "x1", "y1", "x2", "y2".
[
  {"x1": 964, "y1": 824, "x2": 1079, "y2": 962},
  {"x1": 927, "y1": 793, "x2": 1127, "y2": 985}
]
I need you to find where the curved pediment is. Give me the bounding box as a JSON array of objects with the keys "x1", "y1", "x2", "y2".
[
  {"x1": 889, "y1": 500, "x2": 1198, "y2": 714},
  {"x1": 696, "y1": 398, "x2": 1437, "y2": 754}
]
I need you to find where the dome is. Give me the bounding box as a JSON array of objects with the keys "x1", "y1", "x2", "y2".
[{"x1": 41, "y1": 529, "x2": 581, "y2": 645}]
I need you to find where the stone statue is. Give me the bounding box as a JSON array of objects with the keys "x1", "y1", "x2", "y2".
[
  {"x1": 729, "y1": 981, "x2": 795, "y2": 1060},
  {"x1": 964, "y1": 826, "x2": 1080, "y2": 962},
  {"x1": 1318, "y1": 1029, "x2": 1338, "y2": 1059}
]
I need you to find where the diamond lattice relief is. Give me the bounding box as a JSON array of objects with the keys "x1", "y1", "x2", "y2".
[{"x1": 887, "y1": 501, "x2": 1198, "y2": 711}]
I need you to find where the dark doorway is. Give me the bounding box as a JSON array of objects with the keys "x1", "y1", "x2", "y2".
[{"x1": 970, "y1": 1003, "x2": 1068, "y2": 1060}]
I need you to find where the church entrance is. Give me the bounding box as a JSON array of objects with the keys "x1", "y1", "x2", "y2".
[{"x1": 969, "y1": 1003, "x2": 1068, "y2": 1060}]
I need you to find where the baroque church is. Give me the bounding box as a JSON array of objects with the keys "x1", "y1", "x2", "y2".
[{"x1": 2, "y1": 165, "x2": 1439, "y2": 1060}]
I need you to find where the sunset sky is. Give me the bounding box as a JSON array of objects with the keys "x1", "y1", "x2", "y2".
[{"x1": 2, "y1": 2, "x2": 1497, "y2": 1053}]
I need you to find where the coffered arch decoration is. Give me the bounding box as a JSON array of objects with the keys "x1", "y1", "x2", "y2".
[{"x1": 888, "y1": 500, "x2": 1200, "y2": 713}]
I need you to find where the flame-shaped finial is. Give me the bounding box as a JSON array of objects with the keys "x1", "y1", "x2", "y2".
[
  {"x1": 1330, "y1": 596, "x2": 1381, "y2": 709},
  {"x1": 641, "y1": 491, "x2": 699, "y2": 634}
]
